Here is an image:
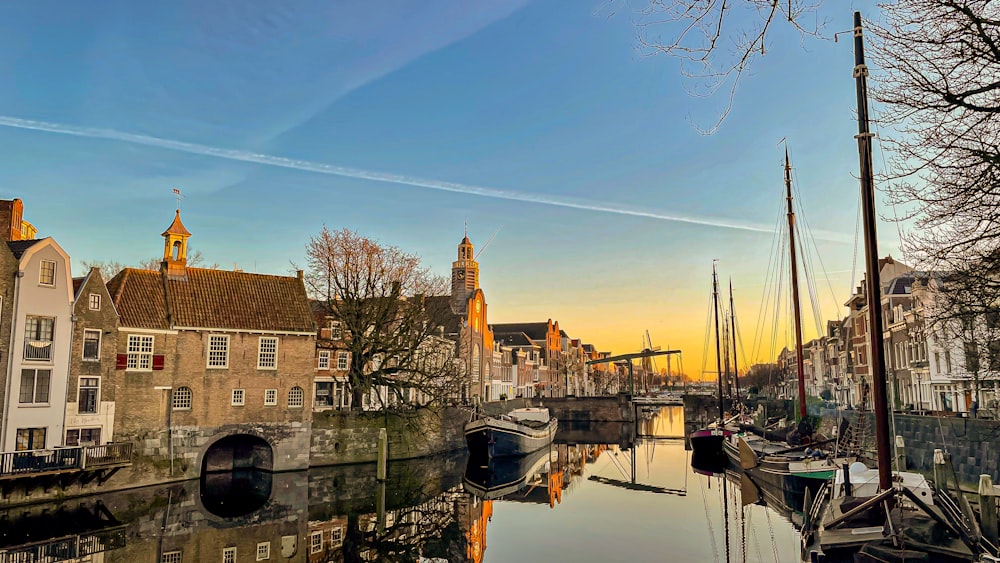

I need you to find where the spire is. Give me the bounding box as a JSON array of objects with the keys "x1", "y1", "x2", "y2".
[{"x1": 161, "y1": 209, "x2": 191, "y2": 237}]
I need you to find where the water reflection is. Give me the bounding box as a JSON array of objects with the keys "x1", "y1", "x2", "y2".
[{"x1": 0, "y1": 406, "x2": 806, "y2": 562}]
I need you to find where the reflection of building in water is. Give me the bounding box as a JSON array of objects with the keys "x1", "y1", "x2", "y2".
[{"x1": 0, "y1": 501, "x2": 125, "y2": 562}]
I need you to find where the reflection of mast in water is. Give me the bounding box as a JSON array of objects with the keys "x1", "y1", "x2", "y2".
[{"x1": 723, "y1": 474, "x2": 731, "y2": 563}]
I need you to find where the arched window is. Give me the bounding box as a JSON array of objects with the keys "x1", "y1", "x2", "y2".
[
  {"x1": 472, "y1": 345, "x2": 481, "y2": 378},
  {"x1": 288, "y1": 386, "x2": 304, "y2": 408},
  {"x1": 173, "y1": 386, "x2": 192, "y2": 410}
]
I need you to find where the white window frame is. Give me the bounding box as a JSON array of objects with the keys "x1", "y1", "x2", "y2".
[
  {"x1": 232, "y1": 389, "x2": 245, "y2": 406},
  {"x1": 256, "y1": 542, "x2": 271, "y2": 561},
  {"x1": 264, "y1": 388, "x2": 277, "y2": 406},
  {"x1": 78, "y1": 376, "x2": 100, "y2": 414},
  {"x1": 331, "y1": 526, "x2": 344, "y2": 546},
  {"x1": 318, "y1": 350, "x2": 331, "y2": 370},
  {"x1": 161, "y1": 551, "x2": 182, "y2": 563},
  {"x1": 207, "y1": 334, "x2": 230, "y2": 369},
  {"x1": 173, "y1": 387, "x2": 192, "y2": 410},
  {"x1": 222, "y1": 546, "x2": 236, "y2": 563},
  {"x1": 88, "y1": 293, "x2": 101, "y2": 310},
  {"x1": 310, "y1": 531, "x2": 323, "y2": 554},
  {"x1": 82, "y1": 328, "x2": 102, "y2": 361},
  {"x1": 127, "y1": 334, "x2": 154, "y2": 371},
  {"x1": 258, "y1": 337, "x2": 278, "y2": 370},
  {"x1": 19, "y1": 369, "x2": 51, "y2": 404},
  {"x1": 337, "y1": 351, "x2": 350, "y2": 371},
  {"x1": 288, "y1": 386, "x2": 304, "y2": 408},
  {"x1": 39, "y1": 259, "x2": 56, "y2": 286}
]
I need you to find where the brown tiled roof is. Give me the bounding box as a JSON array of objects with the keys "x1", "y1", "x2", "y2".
[
  {"x1": 108, "y1": 267, "x2": 315, "y2": 332},
  {"x1": 161, "y1": 210, "x2": 191, "y2": 236}
]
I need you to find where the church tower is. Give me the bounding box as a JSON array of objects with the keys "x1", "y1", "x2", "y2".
[
  {"x1": 161, "y1": 209, "x2": 192, "y2": 279},
  {"x1": 451, "y1": 235, "x2": 479, "y2": 312}
]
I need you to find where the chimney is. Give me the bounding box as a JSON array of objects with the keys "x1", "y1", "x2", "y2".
[{"x1": 297, "y1": 270, "x2": 304, "y2": 280}]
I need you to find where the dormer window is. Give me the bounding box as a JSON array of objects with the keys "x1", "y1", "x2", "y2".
[{"x1": 39, "y1": 260, "x2": 56, "y2": 286}]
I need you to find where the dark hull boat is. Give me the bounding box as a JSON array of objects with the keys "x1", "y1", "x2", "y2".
[
  {"x1": 463, "y1": 446, "x2": 556, "y2": 500},
  {"x1": 464, "y1": 407, "x2": 557, "y2": 458}
]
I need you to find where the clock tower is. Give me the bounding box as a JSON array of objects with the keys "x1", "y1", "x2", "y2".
[{"x1": 451, "y1": 235, "x2": 479, "y2": 313}]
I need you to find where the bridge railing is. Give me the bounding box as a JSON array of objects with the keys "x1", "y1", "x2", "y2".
[{"x1": 0, "y1": 443, "x2": 132, "y2": 478}]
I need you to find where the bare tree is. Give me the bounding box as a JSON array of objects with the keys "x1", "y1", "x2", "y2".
[
  {"x1": 303, "y1": 227, "x2": 466, "y2": 410},
  {"x1": 612, "y1": 0, "x2": 825, "y2": 131}
]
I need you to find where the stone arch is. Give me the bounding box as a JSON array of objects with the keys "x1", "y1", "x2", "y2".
[{"x1": 201, "y1": 433, "x2": 274, "y2": 474}]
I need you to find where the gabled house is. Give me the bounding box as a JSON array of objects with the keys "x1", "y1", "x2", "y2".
[
  {"x1": 107, "y1": 210, "x2": 316, "y2": 477},
  {"x1": 64, "y1": 267, "x2": 119, "y2": 446},
  {"x1": 489, "y1": 320, "x2": 562, "y2": 397}
]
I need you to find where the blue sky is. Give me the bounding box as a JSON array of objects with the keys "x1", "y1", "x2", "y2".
[{"x1": 0, "y1": 0, "x2": 887, "y2": 375}]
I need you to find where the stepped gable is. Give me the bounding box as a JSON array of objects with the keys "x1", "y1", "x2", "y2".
[
  {"x1": 108, "y1": 266, "x2": 315, "y2": 332},
  {"x1": 7, "y1": 239, "x2": 40, "y2": 258}
]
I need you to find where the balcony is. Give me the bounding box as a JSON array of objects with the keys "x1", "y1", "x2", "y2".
[
  {"x1": 23, "y1": 340, "x2": 52, "y2": 361},
  {"x1": 0, "y1": 442, "x2": 132, "y2": 478}
]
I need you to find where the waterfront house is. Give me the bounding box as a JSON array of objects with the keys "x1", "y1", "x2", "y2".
[
  {"x1": 489, "y1": 320, "x2": 563, "y2": 397},
  {"x1": 0, "y1": 229, "x2": 73, "y2": 452},
  {"x1": 107, "y1": 210, "x2": 316, "y2": 477},
  {"x1": 64, "y1": 267, "x2": 119, "y2": 446}
]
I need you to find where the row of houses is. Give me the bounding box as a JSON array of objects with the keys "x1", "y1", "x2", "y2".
[
  {"x1": 775, "y1": 256, "x2": 1000, "y2": 415},
  {"x1": 0, "y1": 198, "x2": 620, "y2": 472}
]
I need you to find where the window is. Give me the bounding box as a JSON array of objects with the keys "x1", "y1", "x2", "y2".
[
  {"x1": 965, "y1": 342, "x2": 980, "y2": 373},
  {"x1": 65, "y1": 427, "x2": 101, "y2": 446},
  {"x1": 88, "y1": 293, "x2": 101, "y2": 310},
  {"x1": 83, "y1": 329, "x2": 101, "y2": 361},
  {"x1": 127, "y1": 334, "x2": 154, "y2": 370},
  {"x1": 945, "y1": 350, "x2": 953, "y2": 373},
  {"x1": 256, "y1": 542, "x2": 271, "y2": 561},
  {"x1": 331, "y1": 527, "x2": 344, "y2": 546},
  {"x1": 310, "y1": 532, "x2": 323, "y2": 554},
  {"x1": 329, "y1": 323, "x2": 343, "y2": 339},
  {"x1": 24, "y1": 316, "x2": 54, "y2": 361},
  {"x1": 173, "y1": 386, "x2": 192, "y2": 410},
  {"x1": 78, "y1": 377, "x2": 99, "y2": 413},
  {"x1": 19, "y1": 369, "x2": 51, "y2": 403},
  {"x1": 232, "y1": 389, "x2": 245, "y2": 406},
  {"x1": 337, "y1": 351, "x2": 350, "y2": 371},
  {"x1": 207, "y1": 335, "x2": 229, "y2": 368},
  {"x1": 39, "y1": 260, "x2": 56, "y2": 286},
  {"x1": 318, "y1": 350, "x2": 331, "y2": 370},
  {"x1": 15, "y1": 428, "x2": 46, "y2": 451},
  {"x1": 258, "y1": 337, "x2": 278, "y2": 369},
  {"x1": 161, "y1": 551, "x2": 182, "y2": 563},
  {"x1": 264, "y1": 388, "x2": 277, "y2": 406},
  {"x1": 288, "y1": 386, "x2": 304, "y2": 408},
  {"x1": 315, "y1": 381, "x2": 334, "y2": 407},
  {"x1": 222, "y1": 547, "x2": 236, "y2": 563}
]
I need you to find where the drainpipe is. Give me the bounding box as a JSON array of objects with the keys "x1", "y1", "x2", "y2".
[{"x1": 2, "y1": 270, "x2": 23, "y2": 452}]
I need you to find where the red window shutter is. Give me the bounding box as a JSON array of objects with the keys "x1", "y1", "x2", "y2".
[
  {"x1": 116, "y1": 354, "x2": 128, "y2": 370},
  {"x1": 152, "y1": 355, "x2": 165, "y2": 371}
]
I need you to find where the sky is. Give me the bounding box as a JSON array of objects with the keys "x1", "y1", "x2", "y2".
[{"x1": 0, "y1": 0, "x2": 892, "y2": 379}]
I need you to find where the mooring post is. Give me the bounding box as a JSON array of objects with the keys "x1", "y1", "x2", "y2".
[
  {"x1": 894, "y1": 435, "x2": 906, "y2": 470},
  {"x1": 933, "y1": 449, "x2": 945, "y2": 487},
  {"x1": 377, "y1": 427, "x2": 388, "y2": 481},
  {"x1": 979, "y1": 474, "x2": 999, "y2": 546},
  {"x1": 376, "y1": 480, "x2": 387, "y2": 534}
]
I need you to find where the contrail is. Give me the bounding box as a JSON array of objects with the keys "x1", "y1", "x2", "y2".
[{"x1": 0, "y1": 115, "x2": 844, "y2": 239}]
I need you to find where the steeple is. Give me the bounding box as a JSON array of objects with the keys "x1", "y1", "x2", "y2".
[
  {"x1": 161, "y1": 209, "x2": 191, "y2": 279},
  {"x1": 451, "y1": 234, "x2": 480, "y2": 312}
]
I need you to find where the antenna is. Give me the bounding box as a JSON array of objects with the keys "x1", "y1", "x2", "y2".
[
  {"x1": 473, "y1": 225, "x2": 503, "y2": 260},
  {"x1": 172, "y1": 188, "x2": 184, "y2": 210}
]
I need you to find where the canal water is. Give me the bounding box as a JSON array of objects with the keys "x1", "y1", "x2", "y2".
[{"x1": 0, "y1": 406, "x2": 802, "y2": 562}]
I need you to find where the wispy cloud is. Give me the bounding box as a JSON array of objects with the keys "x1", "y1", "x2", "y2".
[{"x1": 0, "y1": 115, "x2": 848, "y2": 240}]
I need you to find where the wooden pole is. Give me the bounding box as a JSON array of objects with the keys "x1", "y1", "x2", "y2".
[
  {"x1": 979, "y1": 474, "x2": 999, "y2": 546},
  {"x1": 713, "y1": 262, "x2": 725, "y2": 422},
  {"x1": 784, "y1": 148, "x2": 807, "y2": 421},
  {"x1": 376, "y1": 427, "x2": 388, "y2": 481}
]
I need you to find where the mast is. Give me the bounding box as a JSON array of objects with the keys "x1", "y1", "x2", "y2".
[
  {"x1": 729, "y1": 280, "x2": 741, "y2": 403},
  {"x1": 854, "y1": 11, "x2": 892, "y2": 491},
  {"x1": 713, "y1": 262, "x2": 725, "y2": 421},
  {"x1": 785, "y1": 148, "x2": 808, "y2": 420},
  {"x1": 722, "y1": 314, "x2": 732, "y2": 398}
]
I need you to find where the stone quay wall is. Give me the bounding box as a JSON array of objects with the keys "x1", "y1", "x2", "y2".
[
  {"x1": 819, "y1": 409, "x2": 1000, "y2": 487},
  {"x1": 542, "y1": 394, "x2": 633, "y2": 423},
  {"x1": 310, "y1": 407, "x2": 467, "y2": 466}
]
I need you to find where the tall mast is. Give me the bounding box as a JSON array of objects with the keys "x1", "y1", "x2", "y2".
[
  {"x1": 785, "y1": 148, "x2": 808, "y2": 420},
  {"x1": 713, "y1": 262, "x2": 725, "y2": 421},
  {"x1": 729, "y1": 279, "x2": 741, "y2": 402},
  {"x1": 723, "y1": 312, "x2": 732, "y2": 397},
  {"x1": 854, "y1": 11, "x2": 892, "y2": 491}
]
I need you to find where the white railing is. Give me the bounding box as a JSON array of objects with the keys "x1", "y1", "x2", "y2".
[{"x1": 23, "y1": 340, "x2": 52, "y2": 361}]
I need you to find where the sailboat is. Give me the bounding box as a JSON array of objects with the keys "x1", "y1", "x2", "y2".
[
  {"x1": 800, "y1": 13, "x2": 990, "y2": 562},
  {"x1": 723, "y1": 149, "x2": 859, "y2": 487},
  {"x1": 688, "y1": 261, "x2": 735, "y2": 464}
]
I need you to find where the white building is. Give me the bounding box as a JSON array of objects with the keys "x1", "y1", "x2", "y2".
[{"x1": 2, "y1": 237, "x2": 73, "y2": 451}]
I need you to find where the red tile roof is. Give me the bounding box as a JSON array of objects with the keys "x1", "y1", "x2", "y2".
[{"x1": 108, "y1": 266, "x2": 315, "y2": 332}]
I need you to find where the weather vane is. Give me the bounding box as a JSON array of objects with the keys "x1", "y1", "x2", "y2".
[{"x1": 172, "y1": 188, "x2": 183, "y2": 210}]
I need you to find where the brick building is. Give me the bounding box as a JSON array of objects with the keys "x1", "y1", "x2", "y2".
[{"x1": 107, "y1": 210, "x2": 316, "y2": 477}]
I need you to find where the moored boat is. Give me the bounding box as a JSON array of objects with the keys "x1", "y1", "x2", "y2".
[{"x1": 465, "y1": 407, "x2": 557, "y2": 458}]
